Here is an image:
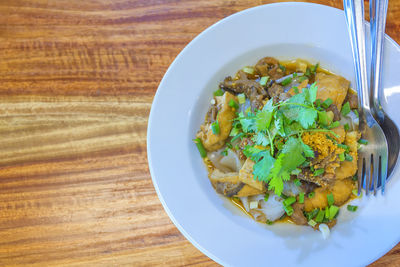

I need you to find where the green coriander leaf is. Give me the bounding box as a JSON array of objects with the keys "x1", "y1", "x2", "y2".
[
  {"x1": 298, "y1": 107, "x2": 318, "y2": 129},
  {"x1": 268, "y1": 171, "x2": 287, "y2": 196},
  {"x1": 256, "y1": 110, "x2": 274, "y2": 131},
  {"x1": 253, "y1": 132, "x2": 270, "y2": 146},
  {"x1": 300, "y1": 141, "x2": 315, "y2": 158},
  {"x1": 253, "y1": 151, "x2": 276, "y2": 182},
  {"x1": 238, "y1": 112, "x2": 256, "y2": 133},
  {"x1": 308, "y1": 82, "x2": 318, "y2": 104},
  {"x1": 243, "y1": 145, "x2": 265, "y2": 161},
  {"x1": 274, "y1": 111, "x2": 285, "y2": 137},
  {"x1": 281, "y1": 137, "x2": 306, "y2": 170},
  {"x1": 284, "y1": 121, "x2": 303, "y2": 136}
]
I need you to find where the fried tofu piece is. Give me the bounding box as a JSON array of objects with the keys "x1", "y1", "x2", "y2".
[
  {"x1": 331, "y1": 179, "x2": 353, "y2": 206},
  {"x1": 239, "y1": 158, "x2": 265, "y2": 191},
  {"x1": 198, "y1": 92, "x2": 237, "y2": 151},
  {"x1": 315, "y1": 72, "x2": 350, "y2": 110},
  {"x1": 330, "y1": 125, "x2": 346, "y2": 144},
  {"x1": 235, "y1": 185, "x2": 264, "y2": 197},
  {"x1": 304, "y1": 179, "x2": 354, "y2": 212},
  {"x1": 336, "y1": 131, "x2": 360, "y2": 179},
  {"x1": 304, "y1": 186, "x2": 329, "y2": 212}
]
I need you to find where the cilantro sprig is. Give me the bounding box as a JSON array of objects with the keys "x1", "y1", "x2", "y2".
[{"x1": 235, "y1": 83, "x2": 337, "y2": 195}]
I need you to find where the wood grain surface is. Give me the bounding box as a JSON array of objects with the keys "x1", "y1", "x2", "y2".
[{"x1": 0, "y1": 0, "x2": 399, "y2": 266}]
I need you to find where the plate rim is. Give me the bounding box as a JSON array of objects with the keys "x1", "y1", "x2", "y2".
[{"x1": 147, "y1": 2, "x2": 400, "y2": 266}]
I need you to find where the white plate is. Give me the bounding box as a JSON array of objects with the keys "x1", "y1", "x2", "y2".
[{"x1": 147, "y1": 3, "x2": 400, "y2": 266}]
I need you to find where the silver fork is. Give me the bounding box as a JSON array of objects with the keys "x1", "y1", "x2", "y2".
[
  {"x1": 343, "y1": 0, "x2": 389, "y2": 195},
  {"x1": 370, "y1": 0, "x2": 400, "y2": 193}
]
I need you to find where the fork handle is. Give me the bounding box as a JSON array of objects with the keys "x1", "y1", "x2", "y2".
[
  {"x1": 370, "y1": 0, "x2": 388, "y2": 122},
  {"x1": 343, "y1": 0, "x2": 372, "y2": 116}
]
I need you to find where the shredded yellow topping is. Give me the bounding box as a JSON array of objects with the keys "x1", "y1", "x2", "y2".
[{"x1": 302, "y1": 132, "x2": 345, "y2": 173}]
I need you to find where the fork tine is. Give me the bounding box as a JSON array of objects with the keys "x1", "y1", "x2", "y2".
[
  {"x1": 373, "y1": 154, "x2": 379, "y2": 195},
  {"x1": 381, "y1": 153, "x2": 388, "y2": 194},
  {"x1": 365, "y1": 154, "x2": 372, "y2": 195},
  {"x1": 358, "y1": 157, "x2": 364, "y2": 195}
]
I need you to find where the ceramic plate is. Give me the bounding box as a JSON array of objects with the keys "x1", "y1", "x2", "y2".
[{"x1": 147, "y1": 3, "x2": 400, "y2": 266}]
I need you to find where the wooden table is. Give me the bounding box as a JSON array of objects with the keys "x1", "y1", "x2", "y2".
[{"x1": 0, "y1": 0, "x2": 398, "y2": 266}]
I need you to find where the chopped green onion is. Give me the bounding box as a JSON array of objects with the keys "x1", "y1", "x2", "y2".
[
  {"x1": 193, "y1": 138, "x2": 207, "y2": 158},
  {"x1": 284, "y1": 205, "x2": 294, "y2": 216},
  {"x1": 220, "y1": 149, "x2": 228, "y2": 156},
  {"x1": 347, "y1": 205, "x2": 358, "y2": 212},
  {"x1": 213, "y1": 88, "x2": 224, "y2": 96},
  {"x1": 305, "y1": 209, "x2": 319, "y2": 220},
  {"x1": 281, "y1": 77, "x2": 292, "y2": 86},
  {"x1": 243, "y1": 67, "x2": 255, "y2": 75},
  {"x1": 328, "y1": 205, "x2": 339, "y2": 220},
  {"x1": 318, "y1": 111, "x2": 329, "y2": 126},
  {"x1": 300, "y1": 160, "x2": 311, "y2": 168},
  {"x1": 327, "y1": 193, "x2": 334, "y2": 206},
  {"x1": 283, "y1": 196, "x2": 296, "y2": 207},
  {"x1": 353, "y1": 109, "x2": 359, "y2": 117},
  {"x1": 211, "y1": 121, "x2": 220, "y2": 135},
  {"x1": 231, "y1": 132, "x2": 244, "y2": 143},
  {"x1": 238, "y1": 93, "x2": 246, "y2": 104},
  {"x1": 310, "y1": 63, "x2": 319, "y2": 73},
  {"x1": 313, "y1": 168, "x2": 325, "y2": 176},
  {"x1": 279, "y1": 64, "x2": 286, "y2": 72},
  {"x1": 339, "y1": 153, "x2": 345, "y2": 161},
  {"x1": 326, "y1": 134, "x2": 338, "y2": 144},
  {"x1": 294, "y1": 178, "x2": 301, "y2": 186},
  {"x1": 298, "y1": 76, "x2": 307, "y2": 82},
  {"x1": 322, "y1": 98, "x2": 333, "y2": 109},
  {"x1": 358, "y1": 139, "x2": 368, "y2": 145},
  {"x1": 325, "y1": 207, "x2": 330, "y2": 219},
  {"x1": 345, "y1": 153, "x2": 353, "y2": 161},
  {"x1": 299, "y1": 192, "x2": 305, "y2": 204},
  {"x1": 337, "y1": 144, "x2": 349, "y2": 152},
  {"x1": 315, "y1": 209, "x2": 325, "y2": 223},
  {"x1": 341, "y1": 102, "x2": 351, "y2": 116},
  {"x1": 352, "y1": 189, "x2": 359, "y2": 196},
  {"x1": 259, "y1": 76, "x2": 269, "y2": 86},
  {"x1": 266, "y1": 220, "x2": 274, "y2": 225},
  {"x1": 293, "y1": 86, "x2": 299, "y2": 94},
  {"x1": 352, "y1": 174, "x2": 358, "y2": 181},
  {"x1": 264, "y1": 192, "x2": 270, "y2": 202},
  {"x1": 308, "y1": 219, "x2": 317, "y2": 227},
  {"x1": 281, "y1": 194, "x2": 288, "y2": 200},
  {"x1": 328, "y1": 121, "x2": 340, "y2": 129},
  {"x1": 228, "y1": 99, "x2": 239, "y2": 109},
  {"x1": 344, "y1": 123, "x2": 350, "y2": 131},
  {"x1": 308, "y1": 192, "x2": 315, "y2": 198},
  {"x1": 305, "y1": 67, "x2": 311, "y2": 77}
]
